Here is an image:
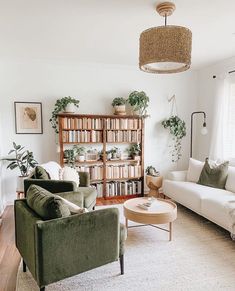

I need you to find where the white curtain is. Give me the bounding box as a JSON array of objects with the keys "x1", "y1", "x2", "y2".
[{"x1": 209, "y1": 74, "x2": 235, "y2": 163}]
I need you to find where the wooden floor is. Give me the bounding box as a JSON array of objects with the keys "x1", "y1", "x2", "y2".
[
  {"x1": 0, "y1": 198, "x2": 128, "y2": 291},
  {"x1": 0, "y1": 206, "x2": 21, "y2": 291}
]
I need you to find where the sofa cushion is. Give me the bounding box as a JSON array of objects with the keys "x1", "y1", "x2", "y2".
[
  {"x1": 35, "y1": 166, "x2": 50, "y2": 180},
  {"x1": 201, "y1": 191, "x2": 235, "y2": 231},
  {"x1": 225, "y1": 166, "x2": 235, "y2": 193},
  {"x1": 40, "y1": 161, "x2": 62, "y2": 180},
  {"x1": 198, "y1": 159, "x2": 229, "y2": 189},
  {"x1": 186, "y1": 158, "x2": 204, "y2": 183},
  {"x1": 26, "y1": 184, "x2": 71, "y2": 220}
]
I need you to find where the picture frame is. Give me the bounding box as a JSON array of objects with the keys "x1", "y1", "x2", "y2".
[{"x1": 14, "y1": 102, "x2": 43, "y2": 134}]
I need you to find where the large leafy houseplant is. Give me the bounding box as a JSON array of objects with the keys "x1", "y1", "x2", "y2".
[
  {"x1": 1, "y1": 142, "x2": 38, "y2": 176},
  {"x1": 162, "y1": 115, "x2": 186, "y2": 162},
  {"x1": 128, "y1": 91, "x2": 149, "y2": 116},
  {"x1": 49, "y1": 96, "x2": 80, "y2": 133}
]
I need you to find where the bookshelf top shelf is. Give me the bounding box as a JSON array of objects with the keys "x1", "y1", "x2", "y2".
[{"x1": 58, "y1": 113, "x2": 143, "y2": 119}]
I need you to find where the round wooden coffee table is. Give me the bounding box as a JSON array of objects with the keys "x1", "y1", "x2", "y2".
[{"x1": 123, "y1": 197, "x2": 177, "y2": 241}]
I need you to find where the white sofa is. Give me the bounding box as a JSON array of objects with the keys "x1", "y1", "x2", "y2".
[{"x1": 162, "y1": 159, "x2": 235, "y2": 238}]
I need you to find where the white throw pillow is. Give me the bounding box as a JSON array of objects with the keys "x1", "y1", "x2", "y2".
[
  {"x1": 59, "y1": 197, "x2": 88, "y2": 214},
  {"x1": 186, "y1": 158, "x2": 204, "y2": 183},
  {"x1": 40, "y1": 161, "x2": 62, "y2": 180},
  {"x1": 225, "y1": 166, "x2": 235, "y2": 193},
  {"x1": 60, "y1": 166, "x2": 80, "y2": 187}
]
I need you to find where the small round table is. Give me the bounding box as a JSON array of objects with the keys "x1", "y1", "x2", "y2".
[
  {"x1": 146, "y1": 175, "x2": 163, "y2": 198},
  {"x1": 123, "y1": 197, "x2": 177, "y2": 241}
]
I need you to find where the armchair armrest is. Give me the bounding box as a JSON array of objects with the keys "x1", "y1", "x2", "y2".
[
  {"x1": 35, "y1": 208, "x2": 120, "y2": 286},
  {"x1": 167, "y1": 170, "x2": 188, "y2": 181}
]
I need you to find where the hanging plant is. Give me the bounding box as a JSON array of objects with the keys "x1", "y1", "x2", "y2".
[
  {"x1": 162, "y1": 115, "x2": 186, "y2": 162},
  {"x1": 49, "y1": 96, "x2": 80, "y2": 133}
]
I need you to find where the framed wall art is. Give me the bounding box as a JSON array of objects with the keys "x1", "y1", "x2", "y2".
[{"x1": 14, "y1": 102, "x2": 43, "y2": 134}]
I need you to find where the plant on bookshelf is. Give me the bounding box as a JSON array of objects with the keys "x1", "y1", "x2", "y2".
[
  {"x1": 73, "y1": 145, "x2": 85, "y2": 162},
  {"x1": 49, "y1": 96, "x2": 80, "y2": 133},
  {"x1": 64, "y1": 149, "x2": 76, "y2": 167},
  {"x1": 111, "y1": 97, "x2": 127, "y2": 116},
  {"x1": 109, "y1": 147, "x2": 121, "y2": 159},
  {"x1": 128, "y1": 143, "x2": 141, "y2": 160},
  {"x1": 128, "y1": 91, "x2": 149, "y2": 116}
]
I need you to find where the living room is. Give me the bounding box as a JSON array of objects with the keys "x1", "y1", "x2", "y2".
[{"x1": 1, "y1": 0, "x2": 235, "y2": 290}]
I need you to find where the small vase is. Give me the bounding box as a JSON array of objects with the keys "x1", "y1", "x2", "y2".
[{"x1": 77, "y1": 155, "x2": 85, "y2": 162}]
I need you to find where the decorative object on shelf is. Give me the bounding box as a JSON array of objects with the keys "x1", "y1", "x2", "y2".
[
  {"x1": 1, "y1": 142, "x2": 38, "y2": 191},
  {"x1": 146, "y1": 175, "x2": 163, "y2": 198},
  {"x1": 109, "y1": 147, "x2": 121, "y2": 159},
  {"x1": 128, "y1": 143, "x2": 141, "y2": 160},
  {"x1": 49, "y1": 96, "x2": 80, "y2": 133},
  {"x1": 139, "y1": 1, "x2": 192, "y2": 74},
  {"x1": 190, "y1": 111, "x2": 208, "y2": 158},
  {"x1": 162, "y1": 115, "x2": 186, "y2": 162},
  {"x1": 128, "y1": 91, "x2": 149, "y2": 116},
  {"x1": 14, "y1": 102, "x2": 43, "y2": 134},
  {"x1": 86, "y1": 148, "x2": 99, "y2": 162},
  {"x1": 111, "y1": 97, "x2": 127, "y2": 115},
  {"x1": 64, "y1": 149, "x2": 76, "y2": 167},
  {"x1": 73, "y1": 145, "x2": 86, "y2": 162},
  {"x1": 145, "y1": 166, "x2": 160, "y2": 177}
]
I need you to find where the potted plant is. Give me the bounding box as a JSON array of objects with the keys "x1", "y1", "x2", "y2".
[
  {"x1": 1, "y1": 142, "x2": 38, "y2": 192},
  {"x1": 128, "y1": 143, "x2": 141, "y2": 160},
  {"x1": 73, "y1": 145, "x2": 85, "y2": 162},
  {"x1": 64, "y1": 149, "x2": 76, "y2": 167},
  {"x1": 145, "y1": 166, "x2": 160, "y2": 177},
  {"x1": 111, "y1": 97, "x2": 127, "y2": 115},
  {"x1": 49, "y1": 96, "x2": 80, "y2": 133},
  {"x1": 128, "y1": 91, "x2": 150, "y2": 116},
  {"x1": 109, "y1": 147, "x2": 121, "y2": 159},
  {"x1": 162, "y1": 115, "x2": 186, "y2": 162}
]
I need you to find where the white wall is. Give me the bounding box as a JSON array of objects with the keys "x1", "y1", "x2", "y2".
[
  {"x1": 195, "y1": 56, "x2": 235, "y2": 160},
  {"x1": 0, "y1": 58, "x2": 198, "y2": 206}
]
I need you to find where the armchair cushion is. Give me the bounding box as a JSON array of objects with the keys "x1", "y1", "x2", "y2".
[
  {"x1": 35, "y1": 166, "x2": 50, "y2": 180},
  {"x1": 26, "y1": 185, "x2": 71, "y2": 220}
]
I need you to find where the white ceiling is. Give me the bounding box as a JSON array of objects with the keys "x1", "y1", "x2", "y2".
[{"x1": 0, "y1": 0, "x2": 235, "y2": 70}]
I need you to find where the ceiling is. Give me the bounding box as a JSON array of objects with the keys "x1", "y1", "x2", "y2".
[{"x1": 0, "y1": 0, "x2": 235, "y2": 70}]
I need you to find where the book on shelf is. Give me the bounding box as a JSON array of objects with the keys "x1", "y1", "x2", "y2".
[
  {"x1": 106, "y1": 118, "x2": 142, "y2": 130},
  {"x1": 106, "y1": 130, "x2": 141, "y2": 143},
  {"x1": 106, "y1": 165, "x2": 141, "y2": 179},
  {"x1": 106, "y1": 180, "x2": 141, "y2": 197},
  {"x1": 62, "y1": 130, "x2": 103, "y2": 143},
  {"x1": 62, "y1": 117, "x2": 103, "y2": 130}
]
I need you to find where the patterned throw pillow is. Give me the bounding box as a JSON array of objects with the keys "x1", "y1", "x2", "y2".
[{"x1": 60, "y1": 166, "x2": 80, "y2": 187}]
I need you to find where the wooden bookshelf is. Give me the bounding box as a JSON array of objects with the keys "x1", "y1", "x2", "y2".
[{"x1": 58, "y1": 113, "x2": 144, "y2": 199}]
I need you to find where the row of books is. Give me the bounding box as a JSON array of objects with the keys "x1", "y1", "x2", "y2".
[
  {"x1": 106, "y1": 118, "x2": 142, "y2": 130},
  {"x1": 62, "y1": 130, "x2": 103, "y2": 143},
  {"x1": 106, "y1": 180, "x2": 142, "y2": 197},
  {"x1": 62, "y1": 117, "x2": 103, "y2": 130},
  {"x1": 106, "y1": 165, "x2": 141, "y2": 179},
  {"x1": 106, "y1": 130, "x2": 141, "y2": 143},
  {"x1": 76, "y1": 166, "x2": 103, "y2": 180},
  {"x1": 91, "y1": 183, "x2": 103, "y2": 198}
]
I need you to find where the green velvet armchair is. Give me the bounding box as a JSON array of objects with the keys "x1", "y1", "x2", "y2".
[
  {"x1": 15, "y1": 199, "x2": 126, "y2": 291},
  {"x1": 24, "y1": 171, "x2": 97, "y2": 211}
]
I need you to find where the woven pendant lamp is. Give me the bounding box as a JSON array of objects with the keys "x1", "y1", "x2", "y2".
[{"x1": 139, "y1": 2, "x2": 192, "y2": 74}]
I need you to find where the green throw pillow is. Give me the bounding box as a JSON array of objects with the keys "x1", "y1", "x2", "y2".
[
  {"x1": 197, "y1": 158, "x2": 229, "y2": 189},
  {"x1": 35, "y1": 166, "x2": 50, "y2": 180},
  {"x1": 26, "y1": 184, "x2": 71, "y2": 220}
]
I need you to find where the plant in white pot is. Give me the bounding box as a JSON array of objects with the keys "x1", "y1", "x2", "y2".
[
  {"x1": 49, "y1": 96, "x2": 80, "y2": 133},
  {"x1": 73, "y1": 145, "x2": 86, "y2": 162},
  {"x1": 1, "y1": 142, "x2": 38, "y2": 192},
  {"x1": 128, "y1": 143, "x2": 141, "y2": 160},
  {"x1": 111, "y1": 97, "x2": 127, "y2": 115},
  {"x1": 128, "y1": 91, "x2": 150, "y2": 116}
]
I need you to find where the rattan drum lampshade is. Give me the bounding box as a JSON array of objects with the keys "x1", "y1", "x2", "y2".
[{"x1": 139, "y1": 2, "x2": 192, "y2": 74}]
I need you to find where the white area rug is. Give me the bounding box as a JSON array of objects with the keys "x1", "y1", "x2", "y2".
[{"x1": 16, "y1": 204, "x2": 235, "y2": 291}]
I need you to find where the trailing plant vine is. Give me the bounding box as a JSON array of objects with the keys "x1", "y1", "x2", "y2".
[
  {"x1": 162, "y1": 115, "x2": 186, "y2": 162},
  {"x1": 49, "y1": 96, "x2": 80, "y2": 133}
]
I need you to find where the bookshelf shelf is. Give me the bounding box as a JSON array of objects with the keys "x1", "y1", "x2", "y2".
[{"x1": 58, "y1": 113, "x2": 144, "y2": 199}]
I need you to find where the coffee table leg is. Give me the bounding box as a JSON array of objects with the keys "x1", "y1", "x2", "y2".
[{"x1": 169, "y1": 222, "x2": 172, "y2": 241}]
